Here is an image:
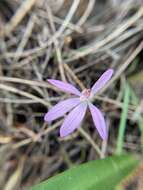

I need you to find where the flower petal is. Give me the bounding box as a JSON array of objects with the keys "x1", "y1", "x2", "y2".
[
  {"x1": 91, "y1": 69, "x2": 114, "y2": 94},
  {"x1": 89, "y1": 103, "x2": 107, "y2": 140},
  {"x1": 44, "y1": 98, "x2": 80, "y2": 122},
  {"x1": 60, "y1": 103, "x2": 87, "y2": 137},
  {"x1": 48, "y1": 79, "x2": 81, "y2": 96}
]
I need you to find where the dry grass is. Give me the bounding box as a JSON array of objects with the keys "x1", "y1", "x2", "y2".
[{"x1": 0, "y1": 0, "x2": 143, "y2": 189}]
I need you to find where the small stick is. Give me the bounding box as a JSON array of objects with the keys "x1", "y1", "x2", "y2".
[
  {"x1": 0, "y1": 84, "x2": 50, "y2": 107},
  {"x1": 70, "y1": 6, "x2": 143, "y2": 60},
  {"x1": 78, "y1": 128, "x2": 102, "y2": 157},
  {"x1": 46, "y1": 5, "x2": 66, "y2": 81},
  {"x1": 0, "y1": 0, "x2": 37, "y2": 37},
  {"x1": 100, "y1": 41, "x2": 143, "y2": 94}
]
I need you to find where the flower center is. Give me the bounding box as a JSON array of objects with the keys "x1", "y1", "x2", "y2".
[
  {"x1": 80, "y1": 89, "x2": 92, "y2": 102},
  {"x1": 82, "y1": 89, "x2": 91, "y2": 98}
]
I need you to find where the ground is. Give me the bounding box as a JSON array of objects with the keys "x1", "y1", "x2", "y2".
[{"x1": 0, "y1": 0, "x2": 143, "y2": 189}]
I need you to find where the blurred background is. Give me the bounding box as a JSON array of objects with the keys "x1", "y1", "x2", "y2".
[{"x1": 0, "y1": 0, "x2": 143, "y2": 189}]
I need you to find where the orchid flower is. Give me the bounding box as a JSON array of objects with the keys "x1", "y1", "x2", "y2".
[{"x1": 44, "y1": 69, "x2": 114, "y2": 140}]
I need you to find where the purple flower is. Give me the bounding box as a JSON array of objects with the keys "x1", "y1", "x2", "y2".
[{"x1": 44, "y1": 69, "x2": 113, "y2": 140}]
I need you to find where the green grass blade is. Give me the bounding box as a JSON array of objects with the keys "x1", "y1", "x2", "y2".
[
  {"x1": 130, "y1": 88, "x2": 143, "y2": 150},
  {"x1": 116, "y1": 84, "x2": 130, "y2": 155}
]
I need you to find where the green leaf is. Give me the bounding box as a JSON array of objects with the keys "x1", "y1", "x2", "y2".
[{"x1": 29, "y1": 154, "x2": 138, "y2": 190}]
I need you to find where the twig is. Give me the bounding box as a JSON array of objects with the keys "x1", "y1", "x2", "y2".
[
  {"x1": 78, "y1": 128, "x2": 102, "y2": 157},
  {"x1": 64, "y1": 64, "x2": 85, "y2": 90},
  {"x1": 100, "y1": 41, "x2": 143, "y2": 94},
  {"x1": 0, "y1": 0, "x2": 37, "y2": 37},
  {"x1": 69, "y1": 6, "x2": 143, "y2": 60},
  {"x1": 46, "y1": 5, "x2": 66, "y2": 81},
  {"x1": 15, "y1": 15, "x2": 36, "y2": 60},
  {"x1": 0, "y1": 84, "x2": 50, "y2": 107}
]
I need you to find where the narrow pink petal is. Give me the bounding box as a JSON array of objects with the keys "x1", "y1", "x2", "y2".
[
  {"x1": 89, "y1": 103, "x2": 107, "y2": 140},
  {"x1": 91, "y1": 69, "x2": 114, "y2": 94},
  {"x1": 48, "y1": 79, "x2": 81, "y2": 96},
  {"x1": 44, "y1": 98, "x2": 80, "y2": 122},
  {"x1": 60, "y1": 103, "x2": 87, "y2": 137}
]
